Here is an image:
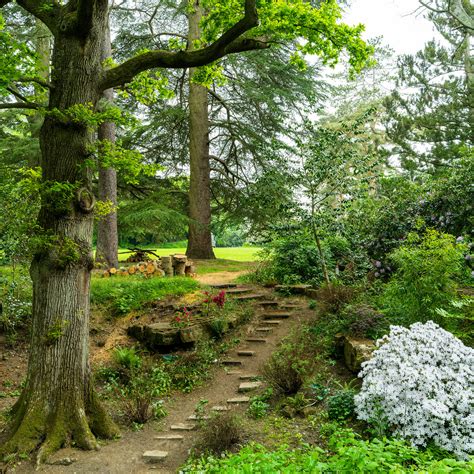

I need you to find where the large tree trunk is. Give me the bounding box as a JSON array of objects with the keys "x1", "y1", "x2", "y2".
[
  {"x1": 0, "y1": 10, "x2": 119, "y2": 462},
  {"x1": 95, "y1": 22, "x2": 119, "y2": 269},
  {"x1": 186, "y1": 1, "x2": 216, "y2": 260}
]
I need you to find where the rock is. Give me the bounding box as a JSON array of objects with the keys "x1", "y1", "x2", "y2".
[
  {"x1": 143, "y1": 450, "x2": 168, "y2": 463},
  {"x1": 187, "y1": 414, "x2": 210, "y2": 421},
  {"x1": 275, "y1": 284, "x2": 311, "y2": 294},
  {"x1": 255, "y1": 327, "x2": 272, "y2": 333},
  {"x1": 222, "y1": 359, "x2": 243, "y2": 366},
  {"x1": 237, "y1": 350, "x2": 255, "y2": 357},
  {"x1": 128, "y1": 322, "x2": 183, "y2": 350},
  {"x1": 262, "y1": 312, "x2": 290, "y2": 319},
  {"x1": 262, "y1": 320, "x2": 281, "y2": 325},
  {"x1": 46, "y1": 457, "x2": 77, "y2": 466},
  {"x1": 233, "y1": 293, "x2": 265, "y2": 301},
  {"x1": 245, "y1": 338, "x2": 267, "y2": 343},
  {"x1": 343, "y1": 336, "x2": 376, "y2": 372},
  {"x1": 170, "y1": 423, "x2": 195, "y2": 431},
  {"x1": 238, "y1": 381, "x2": 262, "y2": 393},
  {"x1": 211, "y1": 406, "x2": 230, "y2": 412},
  {"x1": 227, "y1": 396, "x2": 250, "y2": 404}
]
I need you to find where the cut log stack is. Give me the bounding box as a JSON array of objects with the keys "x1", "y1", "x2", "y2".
[{"x1": 102, "y1": 254, "x2": 195, "y2": 278}]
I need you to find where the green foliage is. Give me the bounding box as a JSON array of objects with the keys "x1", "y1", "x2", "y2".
[
  {"x1": 247, "y1": 399, "x2": 270, "y2": 420},
  {"x1": 0, "y1": 267, "x2": 32, "y2": 339},
  {"x1": 379, "y1": 230, "x2": 469, "y2": 325},
  {"x1": 327, "y1": 390, "x2": 356, "y2": 421},
  {"x1": 90, "y1": 276, "x2": 200, "y2": 315},
  {"x1": 193, "y1": 413, "x2": 244, "y2": 456},
  {"x1": 182, "y1": 431, "x2": 474, "y2": 473},
  {"x1": 113, "y1": 346, "x2": 142, "y2": 371}
]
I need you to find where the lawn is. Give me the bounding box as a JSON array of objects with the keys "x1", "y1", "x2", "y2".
[{"x1": 117, "y1": 247, "x2": 262, "y2": 262}]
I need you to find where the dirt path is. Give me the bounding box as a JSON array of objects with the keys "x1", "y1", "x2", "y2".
[
  {"x1": 195, "y1": 270, "x2": 248, "y2": 286},
  {"x1": 9, "y1": 285, "x2": 311, "y2": 474}
]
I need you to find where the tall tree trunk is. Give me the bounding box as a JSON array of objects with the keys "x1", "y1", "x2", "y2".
[
  {"x1": 95, "y1": 22, "x2": 118, "y2": 269},
  {"x1": 186, "y1": 1, "x2": 216, "y2": 260},
  {"x1": 0, "y1": 10, "x2": 119, "y2": 462}
]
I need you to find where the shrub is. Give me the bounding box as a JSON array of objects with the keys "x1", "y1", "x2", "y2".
[
  {"x1": 327, "y1": 390, "x2": 356, "y2": 421},
  {"x1": 315, "y1": 283, "x2": 355, "y2": 315},
  {"x1": 380, "y1": 230, "x2": 467, "y2": 325},
  {"x1": 118, "y1": 364, "x2": 171, "y2": 425},
  {"x1": 193, "y1": 413, "x2": 243, "y2": 455},
  {"x1": 355, "y1": 321, "x2": 474, "y2": 458},
  {"x1": 113, "y1": 346, "x2": 142, "y2": 370},
  {"x1": 181, "y1": 434, "x2": 474, "y2": 473},
  {"x1": 345, "y1": 304, "x2": 388, "y2": 339},
  {"x1": 263, "y1": 342, "x2": 312, "y2": 395}
]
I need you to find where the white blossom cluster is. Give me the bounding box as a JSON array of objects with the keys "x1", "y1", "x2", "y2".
[{"x1": 355, "y1": 321, "x2": 474, "y2": 458}]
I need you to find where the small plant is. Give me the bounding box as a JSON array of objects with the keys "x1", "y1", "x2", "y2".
[
  {"x1": 247, "y1": 399, "x2": 269, "y2": 419},
  {"x1": 308, "y1": 299, "x2": 317, "y2": 310},
  {"x1": 310, "y1": 382, "x2": 330, "y2": 403},
  {"x1": 315, "y1": 283, "x2": 355, "y2": 315},
  {"x1": 113, "y1": 346, "x2": 142, "y2": 371},
  {"x1": 193, "y1": 413, "x2": 243, "y2": 455},
  {"x1": 327, "y1": 389, "x2": 356, "y2": 421},
  {"x1": 171, "y1": 307, "x2": 192, "y2": 328},
  {"x1": 207, "y1": 317, "x2": 228, "y2": 339},
  {"x1": 263, "y1": 342, "x2": 311, "y2": 395},
  {"x1": 355, "y1": 321, "x2": 474, "y2": 458},
  {"x1": 280, "y1": 392, "x2": 309, "y2": 418}
]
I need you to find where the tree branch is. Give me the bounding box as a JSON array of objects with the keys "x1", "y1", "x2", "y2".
[
  {"x1": 16, "y1": 76, "x2": 52, "y2": 89},
  {"x1": 100, "y1": 0, "x2": 266, "y2": 90},
  {"x1": 0, "y1": 102, "x2": 41, "y2": 110},
  {"x1": 14, "y1": 0, "x2": 60, "y2": 35}
]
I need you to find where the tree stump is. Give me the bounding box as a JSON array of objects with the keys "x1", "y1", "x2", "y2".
[
  {"x1": 161, "y1": 256, "x2": 173, "y2": 277},
  {"x1": 172, "y1": 254, "x2": 187, "y2": 276}
]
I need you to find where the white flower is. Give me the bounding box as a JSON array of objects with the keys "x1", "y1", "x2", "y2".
[{"x1": 355, "y1": 321, "x2": 474, "y2": 459}]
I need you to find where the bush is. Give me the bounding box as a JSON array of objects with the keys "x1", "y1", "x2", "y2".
[
  {"x1": 118, "y1": 364, "x2": 171, "y2": 425},
  {"x1": 263, "y1": 341, "x2": 312, "y2": 395},
  {"x1": 345, "y1": 304, "x2": 388, "y2": 339},
  {"x1": 182, "y1": 433, "x2": 474, "y2": 473},
  {"x1": 380, "y1": 230, "x2": 468, "y2": 325},
  {"x1": 314, "y1": 283, "x2": 355, "y2": 316},
  {"x1": 327, "y1": 390, "x2": 356, "y2": 421},
  {"x1": 193, "y1": 413, "x2": 243, "y2": 456},
  {"x1": 355, "y1": 321, "x2": 474, "y2": 458}
]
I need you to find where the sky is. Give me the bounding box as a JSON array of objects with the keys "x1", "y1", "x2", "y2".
[{"x1": 344, "y1": 0, "x2": 439, "y2": 55}]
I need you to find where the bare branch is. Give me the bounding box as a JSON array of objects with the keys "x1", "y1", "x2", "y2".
[{"x1": 16, "y1": 76, "x2": 52, "y2": 89}]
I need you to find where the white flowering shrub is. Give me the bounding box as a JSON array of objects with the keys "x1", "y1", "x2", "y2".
[{"x1": 355, "y1": 321, "x2": 474, "y2": 458}]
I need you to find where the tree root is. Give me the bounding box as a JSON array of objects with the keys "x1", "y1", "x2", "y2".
[{"x1": 0, "y1": 392, "x2": 119, "y2": 465}]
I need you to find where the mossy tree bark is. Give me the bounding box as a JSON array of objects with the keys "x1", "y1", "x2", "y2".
[
  {"x1": 0, "y1": 3, "x2": 119, "y2": 463},
  {"x1": 186, "y1": 1, "x2": 216, "y2": 260}
]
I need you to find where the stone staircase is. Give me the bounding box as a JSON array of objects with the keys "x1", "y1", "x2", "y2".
[{"x1": 140, "y1": 286, "x2": 304, "y2": 466}]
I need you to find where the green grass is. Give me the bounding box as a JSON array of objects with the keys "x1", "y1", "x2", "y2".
[
  {"x1": 196, "y1": 259, "x2": 256, "y2": 274},
  {"x1": 117, "y1": 247, "x2": 262, "y2": 262},
  {"x1": 90, "y1": 276, "x2": 200, "y2": 315}
]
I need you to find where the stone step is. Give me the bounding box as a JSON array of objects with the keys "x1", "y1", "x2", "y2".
[
  {"x1": 227, "y1": 396, "x2": 250, "y2": 404},
  {"x1": 263, "y1": 320, "x2": 281, "y2": 326},
  {"x1": 154, "y1": 434, "x2": 184, "y2": 441},
  {"x1": 255, "y1": 327, "x2": 272, "y2": 333},
  {"x1": 233, "y1": 294, "x2": 265, "y2": 301},
  {"x1": 226, "y1": 287, "x2": 252, "y2": 295},
  {"x1": 211, "y1": 405, "x2": 230, "y2": 412},
  {"x1": 262, "y1": 312, "x2": 291, "y2": 319},
  {"x1": 239, "y1": 374, "x2": 259, "y2": 380},
  {"x1": 238, "y1": 381, "x2": 262, "y2": 393},
  {"x1": 245, "y1": 337, "x2": 267, "y2": 343},
  {"x1": 280, "y1": 303, "x2": 303, "y2": 310},
  {"x1": 259, "y1": 300, "x2": 279, "y2": 307},
  {"x1": 188, "y1": 414, "x2": 210, "y2": 421},
  {"x1": 222, "y1": 359, "x2": 243, "y2": 366},
  {"x1": 275, "y1": 284, "x2": 311, "y2": 295},
  {"x1": 170, "y1": 423, "x2": 195, "y2": 431},
  {"x1": 143, "y1": 450, "x2": 168, "y2": 463},
  {"x1": 237, "y1": 350, "x2": 255, "y2": 357},
  {"x1": 210, "y1": 283, "x2": 238, "y2": 289},
  {"x1": 226, "y1": 370, "x2": 242, "y2": 375}
]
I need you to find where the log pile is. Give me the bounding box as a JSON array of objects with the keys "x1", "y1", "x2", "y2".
[{"x1": 102, "y1": 254, "x2": 196, "y2": 278}]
